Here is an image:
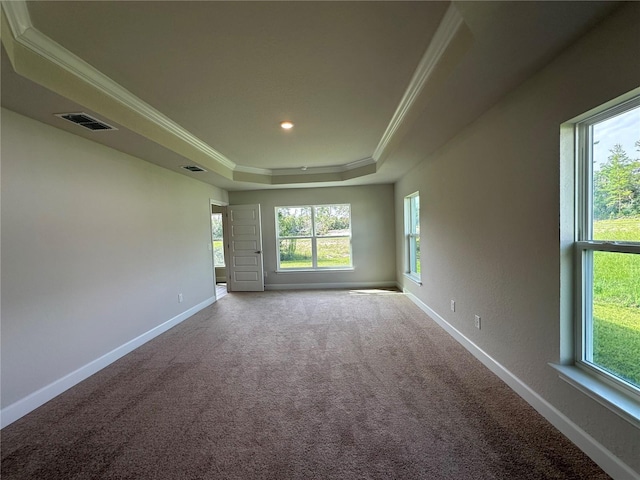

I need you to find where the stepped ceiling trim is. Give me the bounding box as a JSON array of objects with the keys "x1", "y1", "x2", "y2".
[
  {"x1": 1, "y1": 0, "x2": 464, "y2": 185},
  {"x1": 1, "y1": 0, "x2": 236, "y2": 172},
  {"x1": 234, "y1": 156, "x2": 376, "y2": 177},
  {"x1": 1, "y1": 0, "x2": 30, "y2": 36},
  {"x1": 373, "y1": 4, "x2": 464, "y2": 163}
]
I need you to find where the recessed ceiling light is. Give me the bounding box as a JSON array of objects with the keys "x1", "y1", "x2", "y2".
[{"x1": 280, "y1": 121, "x2": 294, "y2": 130}]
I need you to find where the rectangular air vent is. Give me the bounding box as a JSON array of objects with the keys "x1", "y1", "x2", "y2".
[
  {"x1": 181, "y1": 165, "x2": 207, "y2": 172},
  {"x1": 55, "y1": 113, "x2": 117, "y2": 131}
]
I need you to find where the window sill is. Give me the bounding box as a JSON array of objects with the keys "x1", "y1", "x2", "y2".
[
  {"x1": 276, "y1": 268, "x2": 354, "y2": 274},
  {"x1": 550, "y1": 363, "x2": 640, "y2": 428},
  {"x1": 404, "y1": 273, "x2": 422, "y2": 286}
]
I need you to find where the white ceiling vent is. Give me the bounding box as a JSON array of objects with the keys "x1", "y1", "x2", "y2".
[
  {"x1": 55, "y1": 113, "x2": 117, "y2": 131},
  {"x1": 181, "y1": 165, "x2": 207, "y2": 173}
]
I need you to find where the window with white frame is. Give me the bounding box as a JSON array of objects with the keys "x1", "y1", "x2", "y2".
[
  {"x1": 575, "y1": 96, "x2": 640, "y2": 398},
  {"x1": 405, "y1": 192, "x2": 420, "y2": 280},
  {"x1": 276, "y1": 205, "x2": 351, "y2": 270}
]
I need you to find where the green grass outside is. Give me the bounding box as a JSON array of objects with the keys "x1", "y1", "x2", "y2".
[
  {"x1": 593, "y1": 303, "x2": 640, "y2": 386},
  {"x1": 592, "y1": 216, "x2": 640, "y2": 387},
  {"x1": 593, "y1": 217, "x2": 640, "y2": 243},
  {"x1": 279, "y1": 237, "x2": 351, "y2": 269}
]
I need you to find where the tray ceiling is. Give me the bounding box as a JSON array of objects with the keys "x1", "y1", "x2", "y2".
[{"x1": 1, "y1": 1, "x2": 619, "y2": 190}]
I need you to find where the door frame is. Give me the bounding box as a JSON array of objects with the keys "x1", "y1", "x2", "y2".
[{"x1": 226, "y1": 204, "x2": 265, "y2": 292}]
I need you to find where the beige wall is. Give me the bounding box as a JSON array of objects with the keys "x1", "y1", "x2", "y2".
[
  {"x1": 394, "y1": 4, "x2": 640, "y2": 474},
  {"x1": 1, "y1": 108, "x2": 227, "y2": 409},
  {"x1": 229, "y1": 185, "x2": 396, "y2": 289}
]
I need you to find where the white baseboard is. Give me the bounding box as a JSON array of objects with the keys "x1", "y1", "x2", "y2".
[
  {"x1": 265, "y1": 281, "x2": 397, "y2": 291},
  {"x1": 403, "y1": 291, "x2": 639, "y2": 480},
  {"x1": 1, "y1": 296, "x2": 216, "y2": 429}
]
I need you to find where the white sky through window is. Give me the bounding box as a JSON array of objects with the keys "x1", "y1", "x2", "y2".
[{"x1": 592, "y1": 106, "x2": 640, "y2": 171}]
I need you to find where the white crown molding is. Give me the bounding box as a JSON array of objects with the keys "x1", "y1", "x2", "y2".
[
  {"x1": 234, "y1": 165, "x2": 273, "y2": 176},
  {"x1": 1, "y1": 0, "x2": 236, "y2": 172},
  {"x1": 271, "y1": 157, "x2": 376, "y2": 176},
  {"x1": 1, "y1": 0, "x2": 459, "y2": 184},
  {"x1": 274, "y1": 166, "x2": 338, "y2": 176},
  {"x1": 235, "y1": 157, "x2": 375, "y2": 177},
  {"x1": 1, "y1": 0, "x2": 30, "y2": 36},
  {"x1": 344, "y1": 156, "x2": 375, "y2": 171},
  {"x1": 373, "y1": 4, "x2": 464, "y2": 161}
]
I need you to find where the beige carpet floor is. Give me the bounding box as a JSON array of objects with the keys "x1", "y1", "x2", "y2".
[{"x1": 1, "y1": 289, "x2": 609, "y2": 479}]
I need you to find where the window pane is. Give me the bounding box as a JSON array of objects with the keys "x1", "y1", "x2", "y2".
[
  {"x1": 211, "y1": 213, "x2": 225, "y2": 267},
  {"x1": 411, "y1": 195, "x2": 420, "y2": 234},
  {"x1": 591, "y1": 105, "x2": 640, "y2": 242},
  {"x1": 409, "y1": 235, "x2": 420, "y2": 275},
  {"x1": 593, "y1": 217, "x2": 640, "y2": 243},
  {"x1": 315, "y1": 205, "x2": 351, "y2": 236},
  {"x1": 317, "y1": 237, "x2": 351, "y2": 268},
  {"x1": 589, "y1": 251, "x2": 640, "y2": 389},
  {"x1": 277, "y1": 207, "x2": 312, "y2": 237},
  {"x1": 279, "y1": 238, "x2": 312, "y2": 269}
]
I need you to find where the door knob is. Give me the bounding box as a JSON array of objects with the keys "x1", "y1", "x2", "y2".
[{"x1": 255, "y1": 250, "x2": 262, "y2": 254}]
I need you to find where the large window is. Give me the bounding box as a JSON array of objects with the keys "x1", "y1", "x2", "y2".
[
  {"x1": 404, "y1": 192, "x2": 420, "y2": 281},
  {"x1": 276, "y1": 205, "x2": 352, "y2": 270},
  {"x1": 575, "y1": 97, "x2": 640, "y2": 398}
]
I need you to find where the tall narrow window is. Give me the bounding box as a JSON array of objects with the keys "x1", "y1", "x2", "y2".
[
  {"x1": 276, "y1": 204, "x2": 351, "y2": 270},
  {"x1": 405, "y1": 192, "x2": 420, "y2": 281},
  {"x1": 211, "y1": 213, "x2": 225, "y2": 267},
  {"x1": 576, "y1": 97, "x2": 640, "y2": 395}
]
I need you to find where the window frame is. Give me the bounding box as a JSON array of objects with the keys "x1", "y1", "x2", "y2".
[
  {"x1": 275, "y1": 204, "x2": 352, "y2": 272},
  {"x1": 404, "y1": 192, "x2": 421, "y2": 284},
  {"x1": 557, "y1": 94, "x2": 640, "y2": 427},
  {"x1": 575, "y1": 97, "x2": 640, "y2": 394}
]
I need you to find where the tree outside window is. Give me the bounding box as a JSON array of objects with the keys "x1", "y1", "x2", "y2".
[
  {"x1": 577, "y1": 100, "x2": 640, "y2": 393},
  {"x1": 276, "y1": 205, "x2": 351, "y2": 270}
]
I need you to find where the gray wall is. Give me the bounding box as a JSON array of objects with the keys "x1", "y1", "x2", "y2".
[
  {"x1": 394, "y1": 4, "x2": 640, "y2": 473},
  {"x1": 1, "y1": 109, "x2": 228, "y2": 409},
  {"x1": 229, "y1": 185, "x2": 396, "y2": 289}
]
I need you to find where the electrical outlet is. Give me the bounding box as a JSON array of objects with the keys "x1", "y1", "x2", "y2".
[
  {"x1": 451, "y1": 300, "x2": 455, "y2": 312},
  {"x1": 178, "y1": 293, "x2": 183, "y2": 303},
  {"x1": 474, "y1": 315, "x2": 481, "y2": 330}
]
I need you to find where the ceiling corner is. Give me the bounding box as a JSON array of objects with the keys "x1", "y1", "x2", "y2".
[{"x1": 1, "y1": 0, "x2": 237, "y2": 180}]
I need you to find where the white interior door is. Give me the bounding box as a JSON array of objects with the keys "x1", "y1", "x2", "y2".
[{"x1": 226, "y1": 204, "x2": 264, "y2": 292}]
